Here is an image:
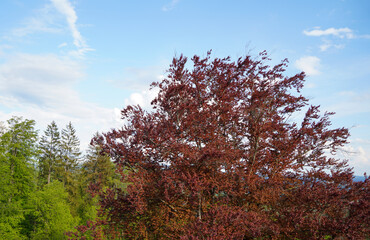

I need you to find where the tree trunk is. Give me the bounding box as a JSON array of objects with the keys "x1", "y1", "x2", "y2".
[{"x1": 48, "y1": 165, "x2": 51, "y2": 184}]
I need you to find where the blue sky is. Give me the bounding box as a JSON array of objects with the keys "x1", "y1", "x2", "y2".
[{"x1": 0, "y1": 0, "x2": 369, "y2": 175}]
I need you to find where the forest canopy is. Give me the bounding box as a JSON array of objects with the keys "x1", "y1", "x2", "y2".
[{"x1": 0, "y1": 118, "x2": 118, "y2": 239}]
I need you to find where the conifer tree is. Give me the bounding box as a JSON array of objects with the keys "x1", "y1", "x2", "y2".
[
  {"x1": 38, "y1": 121, "x2": 61, "y2": 185},
  {"x1": 75, "y1": 133, "x2": 121, "y2": 224},
  {"x1": 61, "y1": 122, "x2": 81, "y2": 175},
  {"x1": 60, "y1": 122, "x2": 81, "y2": 216},
  {"x1": 83, "y1": 133, "x2": 117, "y2": 189}
]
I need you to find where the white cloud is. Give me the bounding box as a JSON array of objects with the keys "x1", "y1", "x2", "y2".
[
  {"x1": 319, "y1": 43, "x2": 330, "y2": 52},
  {"x1": 50, "y1": 0, "x2": 84, "y2": 48},
  {"x1": 11, "y1": 5, "x2": 61, "y2": 38},
  {"x1": 110, "y1": 65, "x2": 167, "y2": 91},
  {"x1": 50, "y1": 0, "x2": 94, "y2": 57},
  {"x1": 127, "y1": 93, "x2": 145, "y2": 107},
  {"x1": 294, "y1": 56, "x2": 321, "y2": 76},
  {"x1": 326, "y1": 91, "x2": 370, "y2": 118},
  {"x1": 303, "y1": 27, "x2": 370, "y2": 51},
  {"x1": 0, "y1": 53, "x2": 123, "y2": 150},
  {"x1": 117, "y1": 65, "x2": 164, "y2": 110},
  {"x1": 319, "y1": 40, "x2": 345, "y2": 52},
  {"x1": 162, "y1": 0, "x2": 180, "y2": 11},
  {"x1": 0, "y1": 2, "x2": 113, "y2": 150},
  {"x1": 352, "y1": 138, "x2": 370, "y2": 145},
  {"x1": 111, "y1": 65, "x2": 165, "y2": 110},
  {"x1": 124, "y1": 88, "x2": 159, "y2": 110},
  {"x1": 360, "y1": 34, "x2": 370, "y2": 39},
  {"x1": 303, "y1": 27, "x2": 355, "y2": 39},
  {"x1": 303, "y1": 27, "x2": 370, "y2": 39},
  {"x1": 5, "y1": 0, "x2": 92, "y2": 57},
  {"x1": 58, "y1": 42, "x2": 68, "y2": 48},
  {"x1": 0, "y1": 104, "x2": 124, "y2": 152},
  {"x1": 0, "y1": 45, "x2": 12, "y2": 57},
  {"x1": 338, "y1": 144, "x2": 370, "y2": 175},
  {"x1": 12, "y1": 17, "x2": 61, "y2": 37},
  {"x1": 0, "y1": 96, "x2": 20, "y2": 109},
  {"x1": 0, "y1": 53, "x2": 83, "y2": 107}
]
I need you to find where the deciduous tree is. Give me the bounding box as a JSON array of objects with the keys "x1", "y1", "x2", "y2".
[
  {"x1": 75, "y1": 51, "x2": 369, "y2": 239},
  {"x1": 27, "y1": 181, "x2": 76, "y2": 239},
  {"x1": 0, "y1": 117, "x2": 38, "y2": 239}
]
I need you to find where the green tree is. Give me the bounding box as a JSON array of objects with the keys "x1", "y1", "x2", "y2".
[
  {"x1": 27, "y1": 181, "x2": 76, "y2": 240},
  {"x1": 83, "y1": 133, "x2": 118, "y2": 189},
  {"x1": 38, "y1": 121, "x2": 61, "y2": 185},
  {"x1": 60, "y1": 122, "x2": 81, "y2": 179},
  {"x1": 0, "y1": 117, "x2": 38, "y2": 239},
  {"x1": 59, "y1": 122, "x2": 82, "y2": 217},
  {"x1": 76, "y1": 133, "x2": 121, "y2": 224}
]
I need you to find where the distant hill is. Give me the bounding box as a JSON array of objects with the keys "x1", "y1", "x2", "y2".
[{"x1": 353, "y1": 176, "x2": 366, "y2": 182}]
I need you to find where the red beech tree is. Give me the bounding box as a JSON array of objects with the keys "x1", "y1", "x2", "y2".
[{"x1": 71, "y1": 51, "x2": 369, "y2": 239}]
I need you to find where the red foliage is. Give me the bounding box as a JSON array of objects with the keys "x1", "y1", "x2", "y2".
[{"x1": 74, "y1": 51, "x2": 369, "y2": 239}]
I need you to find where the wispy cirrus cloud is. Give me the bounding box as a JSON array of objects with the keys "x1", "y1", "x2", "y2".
[
  {"x1": 5, "y1": 0, "x2": 92, "y2": 57},
  {"x1": 319, "y1": 40, "x2": 345, "y2": 52},
  {"x1": 162, "y1": 0, "x2": 180, "y2": 12},
  {"x1": 50, "y1": 0, "x2": 94, "y2": 56},
  {"x1": 50, "y1": 0, "x2": 83, "y2": 48},
  {"x1": 10, "y1": 4, "x2": 61, "y2": 38},
  {"x1": 12, "y1": 17, "x2": 60, "y2": 37}
]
